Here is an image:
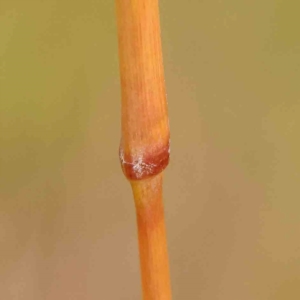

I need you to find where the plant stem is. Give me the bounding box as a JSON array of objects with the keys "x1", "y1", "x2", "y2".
[
  {"x1": 115, "y1": 0, "x2": 172, "y2": 299},
  {"x1": 131, "y1": 174, "x2": 171, "y2": 300}
]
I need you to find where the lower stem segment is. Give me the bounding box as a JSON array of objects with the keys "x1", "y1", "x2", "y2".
[{"x1": 131, "y1": 173, "x2": 172, "y2": 300}]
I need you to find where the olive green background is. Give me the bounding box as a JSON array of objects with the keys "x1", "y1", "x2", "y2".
[{"x1": 1, "y1": 1, "x2": 300, "y2": 299}]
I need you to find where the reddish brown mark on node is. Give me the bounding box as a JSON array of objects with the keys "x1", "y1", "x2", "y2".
[{"x1": 120, "y1": 143, "x2": 170, "y2": 181}]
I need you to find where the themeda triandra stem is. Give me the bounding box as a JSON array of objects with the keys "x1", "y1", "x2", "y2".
[{"x1": 115, "y1": 0, "x2": 171, "y2": 299}]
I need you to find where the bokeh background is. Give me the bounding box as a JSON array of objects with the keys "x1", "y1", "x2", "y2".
[{"x1": 1, "y1": 0, "x2": 300, "y2": 299}]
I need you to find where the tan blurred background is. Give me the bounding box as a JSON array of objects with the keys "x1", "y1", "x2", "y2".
[{"x1": 1, "y1": 0, "x2": 300, "y2": 299}]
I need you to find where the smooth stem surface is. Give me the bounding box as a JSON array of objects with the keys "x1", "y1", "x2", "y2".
[{"x1": 131, "y1": 174, "x2": 171, "y2": 300}]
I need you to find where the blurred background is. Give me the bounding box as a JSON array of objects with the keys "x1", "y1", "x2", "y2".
[{"x1": 1, "y1": 0, "x2": 300, "y2": 299}]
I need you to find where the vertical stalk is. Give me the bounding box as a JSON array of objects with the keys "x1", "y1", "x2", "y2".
[{"x1": 115, "y1": 0, "x2": 171, "y2": 299}]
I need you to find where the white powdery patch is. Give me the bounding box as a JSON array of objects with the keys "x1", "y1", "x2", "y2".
[
  {"x1": 120, "y1": 148, "x2": 157, "y2": 179},
  {"x1": 132, "y1": 154, "x2": 157, "y2": 179},
  {"x1": 119, "y1": 148, "x2": 126, "y2": 165}
]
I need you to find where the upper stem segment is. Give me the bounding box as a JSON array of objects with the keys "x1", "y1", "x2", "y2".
[{"x1": 116, "y1": 0, "x2": 170, "y2": 181}]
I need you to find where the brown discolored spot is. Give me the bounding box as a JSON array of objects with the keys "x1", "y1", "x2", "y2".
[{"x1": 120, "y1": 142, "x2": 170, "y2": 181}]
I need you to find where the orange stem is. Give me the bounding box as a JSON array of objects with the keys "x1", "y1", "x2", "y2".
[
  {"x1": 131, "y1": 174, "x2": 171, "y2": 300},
  {"x1": 115, "y1": 0, "x2": 172, "y2": 299}
]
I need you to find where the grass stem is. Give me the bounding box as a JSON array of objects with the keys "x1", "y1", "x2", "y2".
[{"x1": 115, "y1": 0, "x2": 171, "y2": 299}]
